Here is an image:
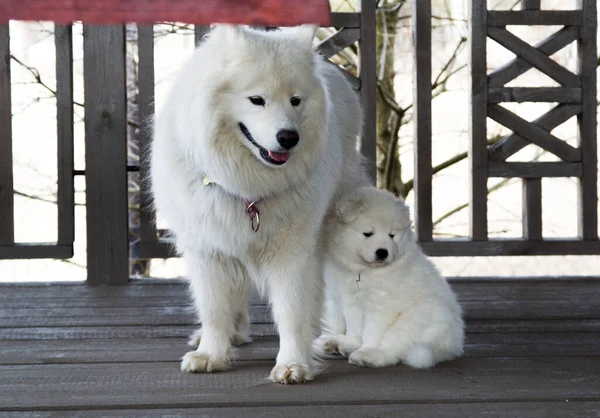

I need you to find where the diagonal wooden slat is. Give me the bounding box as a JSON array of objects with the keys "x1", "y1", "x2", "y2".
[
  {"x1": 488, "y1": 104, "x2": 581, "y2": 162},
  {"x1": 488, "y1": 26, "x2": 580, "y2": 87},
  {"x1": 488, "y1": 104, "x2": 582, "y2": 161},
  {"x1": 315, "y1": 28, "x2": 360, "y2": 58},
  {"x1": 488, "y1": 27, "x2": 580, "y2": 87}
]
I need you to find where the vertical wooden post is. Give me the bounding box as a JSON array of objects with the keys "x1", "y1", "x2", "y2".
[
  {"x1": 84, "y1": 25, "x2": 129, "y2": 285},
  {"x1": 55, "y1": 24, "x2": 75, "y2": 248},
  {"x1": 577, "y1": 0, "x2": 598, "y2": 240},
  {"x1": 137, "y1": 25, "x2": 157, "y2": 246},
  {"x1": 360, "y1": 0, "x2": 377, "y2": 184},
  {"x1": 0, "y1": 24, "x2": 14, "y2": 245},
  {"x1": 522, "y1": 178, "x2": 542, "y2": 240},
  {"x1": 468, "y1": 0, "x2": 488, "y2": 241},
  {"x1": 412, "y1": 0, "x2": 433, "y2": 242},
  {"x1": 195, "y1": 26, "x2": 210, "y2": 47},
  {"x1": 521, "y1": 0, "x2": 541, "y2": 10}
]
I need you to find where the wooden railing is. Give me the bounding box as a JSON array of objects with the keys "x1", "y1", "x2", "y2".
[{"x1": 0, "y1": 0, "x2": 598, "y2": 285}]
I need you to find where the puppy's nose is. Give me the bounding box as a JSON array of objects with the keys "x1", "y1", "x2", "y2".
[
  {"x1": 375, "y1": 248, "x2": 388, "y2": 261},
  {"x1": 276, "y1": 129, "x2": 299, "y2": 150}
]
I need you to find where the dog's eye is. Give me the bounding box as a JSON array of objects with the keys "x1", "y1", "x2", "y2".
[
  {"x1": 290, "y1": 97, "x2": 301, "y2": 107},
  {"x1": 389, "y1": 233, "x2": 395, "y2": 239},
  {"x1": 249, "y1": 96, "x2": 265, "y2": 106},
  {"x1": 363, "y1": 232, "x2": 373, "y2": 238}
]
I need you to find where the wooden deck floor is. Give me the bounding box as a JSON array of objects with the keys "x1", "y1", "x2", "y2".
[{"x1": 1, "y1": 277, "x2": 599, "y2": 417}]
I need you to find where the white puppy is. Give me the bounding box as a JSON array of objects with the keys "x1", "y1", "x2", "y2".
[
  {"x1": 150, "y1": 25, "x2": 368, "y2": 383},
  {"x1": 318, "y1": 187, "x2": 464, "y2": 368}
]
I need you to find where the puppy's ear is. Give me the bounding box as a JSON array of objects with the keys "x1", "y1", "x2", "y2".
[
  {"x1": 335, "y1": 192, "x2": 365, "y2": 224},
  {"x1": 395, "y1": 198, "x2": 413, "y2": 229},
  {"x1": 280, "y1": 24, "x2": 317, "y2": 48}
]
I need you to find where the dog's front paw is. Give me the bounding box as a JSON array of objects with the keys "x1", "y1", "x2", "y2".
[
  {"x1": 180, "y1": 351, "x2": 230, "y2": 373},
  {"x1": 269, "y1": 363, "x2": 311, "y2": 384},
  {"x1": 348, "y1": 348, "x2": 387, "y2": 368},
  {"x1": 314, "y1": 336, "x2": 340, "y2": 355}
]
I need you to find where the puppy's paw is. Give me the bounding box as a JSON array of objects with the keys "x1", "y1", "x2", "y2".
[
  {"x1": 180, "y1": 351, "x2": 230, "y2": 373},
  {"x1": 314, "y1": 336, "x2": 340, "y2": 355},
  {"x1": 269, "y1": 363, "x2": 311, "y2": 384},
  {"x1": 187, "y1": 330, "x2": 202, "y2": 347},
  {"x1": 338, "y1": 341, "x2": 358, "y2": 358},
  {"x1": 349, "y1": 348, "x2": 389, "y2": 368},
  {"x1": 231, "y1": 333, "x2": 253, "y2": 346}
]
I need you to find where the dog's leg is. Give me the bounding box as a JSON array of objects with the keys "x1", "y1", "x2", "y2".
[
  {"x1": 187, "y1": 277, "x2": 253, "y2": 347},
  {"x1": 266, "y1": 256, "x2": 324, "y2": 384},
  {"x1": 180, "y1": 253, "x2": 247, "y2": 373}
]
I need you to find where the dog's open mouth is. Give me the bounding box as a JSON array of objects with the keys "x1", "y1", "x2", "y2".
[{"x1": 239, "y1": 123, "x2": 289, "y2": 166}]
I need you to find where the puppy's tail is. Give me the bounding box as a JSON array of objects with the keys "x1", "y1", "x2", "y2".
[{"x1": 403, "y1": 343, "x2": 435, "y2": 369}]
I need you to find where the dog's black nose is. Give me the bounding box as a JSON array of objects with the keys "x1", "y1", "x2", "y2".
[
  {"x1": 375, "y1": 248, "x2": 388, "y2": 261},
  {"x1": 276, "y1": 129, "x2": 299, "y2": 150}
]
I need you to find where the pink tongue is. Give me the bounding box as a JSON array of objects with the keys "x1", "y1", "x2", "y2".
[{"x1": 268, "y1": 151, "x2": 290, "y2": 163}]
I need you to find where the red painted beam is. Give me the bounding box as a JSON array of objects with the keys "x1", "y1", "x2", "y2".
[{"x1": 0, "y1": 0, "x2": 331, "y2": 26}]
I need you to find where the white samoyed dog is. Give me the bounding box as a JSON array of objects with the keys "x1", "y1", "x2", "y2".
[
  {"x1": 318, "y1": 187, "x2": 464, "y2": 369},
  {"x1": 150, "y1": 24, "x2": 368, "y2": 383}
]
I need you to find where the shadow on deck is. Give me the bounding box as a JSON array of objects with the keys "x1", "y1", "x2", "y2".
[{"x1": 1, "y1": 277, "x2": 599, "y2": 417}]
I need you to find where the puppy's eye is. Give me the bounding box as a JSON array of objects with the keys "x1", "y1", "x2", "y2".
[
  {"x1": 290, "y1": 97, "x2": 301, "y2": 107},
  {"x1": 249, "y1": 96, "x2": 265, "y2": 106},
  {"x1": 363, "y1": 232, "x2": 373, "y2": 238},
  {"x1": 389, "y1": 234, "x2": 395, "y2": 239}
]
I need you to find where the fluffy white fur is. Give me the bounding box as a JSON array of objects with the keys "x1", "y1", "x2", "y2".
[
  {"x1": 150, "y1": 24, "x2": 368, "y2": 383},
  {"x1": 317, "y1": 187, "x2": 464, "y2": 369}
]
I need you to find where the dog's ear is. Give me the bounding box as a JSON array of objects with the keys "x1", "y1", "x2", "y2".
[
  {"x1": 279, "y1": 24, "x2": 318, "y2": 48},
  {"x1": 394, "y1": 197, "x2": 413, "y2": 229},
  {"x1": 335, "y1": 191, "x2": 365, "y2": 224}
]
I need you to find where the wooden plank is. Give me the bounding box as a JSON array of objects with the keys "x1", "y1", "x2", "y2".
[
  {"x1": 412, "y1": 0, "x2": 433, "y2": 242},
  {"x1": 488, "y1": 162, "x2": 582, "y2": 178},
  {"x1": 330, "y1": 12, "x2": 361, "y2": 28},
  {"x1": 488, "y1": 26, "x2": 580, "y2": 88},
  {"x1": 4, "y1": 292, "x2": 600, "y2": 327},
  {"x1": 488, "y1": 11, "x2": 583, "y2": 26},
  {"x1": 487, "y1": 87, "x2": 581, "y2": 103},
  {"x1": 0, "y1": 24, "x2": 14, "y2": 246},
  {"x1": 0, "y1": 244, "x2": 73, "y2": 259},
  {"x1": 3, "y1": 403, "x2": 600, "y2": 418},
  {"x1": 137, "y1": 24, "x2": 157, "y2": 246},
  {"x1": 0, "y1": 305, "x2": 271, "y2": 327},
  {"x1": 194, "y1": 25, "x2": 210, "y2": 46},
  {"x1": 2, "y1": 319, "x2": 600, "y2": 341},
  {"x1": 488, "y1": 104, "x2": 581, "y2": 162},
  {"x1": 577, "y1": 0, "x2": 598, "y2": 240},
  {"x1": 468, "y1": 0, "x2": 488, "y2": 240},
  {"x1": 0, "y1": 324, "x2": 276, "y2": 340},
  {"x1": 2, "y1": 333, "x2": 600, "y2": 365},
  {"x1": 487, "y1": 104, "x2": 581, "y2": 162},
  {"x1": 55, "y1": 24, "x2": 75, "y2": 248},
  {"x1": 2, "y1": 277, "x2": 600, "y2": 300},
  {"x1": 83, "y1": 25, "x2": 129, "y2": 285},
  {"x1": 0, "y1": 0, "x2": 333, "y2": 26},
  {"x1": 487, "y1": 27, "x2": 580, "y2": 87},
  {"x1": 521, "y1": 0, "x2": 541, "y2": 9},
  {"x1": 359, "y1": 0, "x2": 377, "y2": 184},
  {"x1": 522, "y1": 178, "x2": 542, "y2": 240},
  {"x1": 420, "y1": 239, "x2": 600, "y2": 256},
  {"x1": 315, "y1": 28, "x2": 360, "y2": 58},
  {"x1": 1, "y1": 358, "x2": 599, "y2": 409}
]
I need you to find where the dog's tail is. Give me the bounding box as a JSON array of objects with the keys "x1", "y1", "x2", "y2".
[{"x1": 403, "y1": 343, "x2": 435, "y2": 369}]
